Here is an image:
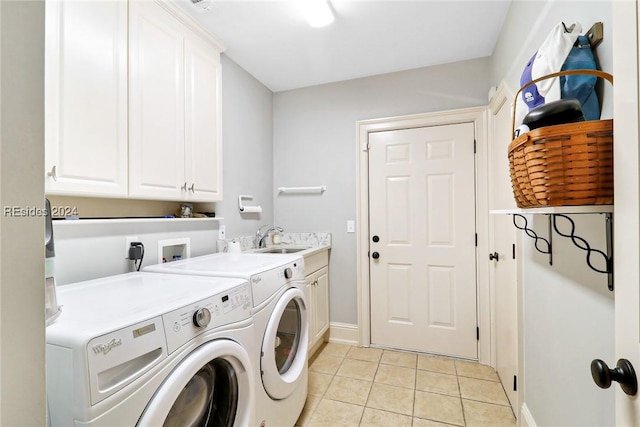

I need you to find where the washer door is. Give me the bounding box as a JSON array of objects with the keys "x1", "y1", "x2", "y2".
[
  {"x1": 261, "y1": 287, "x2": 308, "y2": 400},
  {"x1": 138, "y1": 339, "x2": 253, "y2": 427}
]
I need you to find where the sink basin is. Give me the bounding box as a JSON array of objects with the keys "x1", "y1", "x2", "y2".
[{"x1": 257, "y1": 247, "x2": 308, "y2": 254}]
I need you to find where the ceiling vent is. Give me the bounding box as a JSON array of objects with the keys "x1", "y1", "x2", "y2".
[{"x1": 190, "y1": 0, "x2": 213, "y2": 13}]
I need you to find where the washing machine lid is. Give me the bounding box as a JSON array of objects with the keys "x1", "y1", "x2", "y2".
[
  {"x1": 48, "y1": 272, "x2": 248, "y2": 345},
  {"x1": 144, "y1": 253, "x2": 302, "y2": 279}
]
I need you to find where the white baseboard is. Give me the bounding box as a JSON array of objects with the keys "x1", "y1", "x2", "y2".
[
  {"x1": 520, "y1": 403, "x2": 537, "y2": 427},
  {"x1": 328, "y1": 322, "x2": 359, "y2": 345}
]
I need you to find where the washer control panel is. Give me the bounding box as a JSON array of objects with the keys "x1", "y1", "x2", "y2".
[
  {"x1": 250, "y1": 258, "x2": 305, "y2": 307},
  {"x1": 163, "y1": 282, "x2": 252, "y2": 354}
]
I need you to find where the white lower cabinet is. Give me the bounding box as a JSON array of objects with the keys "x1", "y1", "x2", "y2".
[{"x1": 305, "y1": 250, "x2": 330, "y2": 354}]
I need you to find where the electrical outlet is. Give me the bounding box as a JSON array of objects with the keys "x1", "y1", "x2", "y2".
[
  {"x1": 125, "y1": 236, "x2": 139, "y2": 259},
  {"x1": 218, "y1": 225, "x2": 226, "y2": 240}
]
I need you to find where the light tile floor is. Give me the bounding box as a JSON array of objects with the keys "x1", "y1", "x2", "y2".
[{"x1": 296, "y1": 343, "x2": 516, "y2": 427}]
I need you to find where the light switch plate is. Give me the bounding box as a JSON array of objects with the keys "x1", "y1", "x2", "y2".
[
  {"x1": 347, "y1": 220, "x2": 355, "y2": 233},
  {"x1": 218, "y1": 225, "x2": 226, "y2": 240}
]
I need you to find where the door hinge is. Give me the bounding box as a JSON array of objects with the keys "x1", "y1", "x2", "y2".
[
  {"x1": 475, "y1": 233, "x2": 478, "y2": 247},
  {"x1": 476, "y1": 327, "x2": 480, "y2": 340},
  {"x1": 512, "y1": 243, "x2": 516, "y2": 259},
  {"x1": 513, "y1": 375, "x2": 517, "y2": 391}
]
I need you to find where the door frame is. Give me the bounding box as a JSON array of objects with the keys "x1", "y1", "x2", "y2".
[
  {"x1": 612, "y1": 1, "x2": 640, "y2": 423},
  {"x1": 355, "y1": 106, "x2": 492, "y2": 364}
]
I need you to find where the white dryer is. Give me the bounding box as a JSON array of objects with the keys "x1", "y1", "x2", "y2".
[
  {"x1": 46, "y1": 272, "x2": 255, "y2": 427},
  {"x1": 145, "y1": 253, "x2": 309, "y2": 427}
]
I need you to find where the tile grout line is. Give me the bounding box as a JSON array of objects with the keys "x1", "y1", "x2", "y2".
[
  {"x1": 455, "y1": 360, "x2": 468, "y2": 427},
  {"x1": 305, "y1": 347, "x2": 350, "y2": 425},
  {"x1": 356, "y1": 351, "x2": 381, "y2": 427}
]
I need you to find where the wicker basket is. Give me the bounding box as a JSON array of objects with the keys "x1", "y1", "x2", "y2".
[{"x1": 508, "y1": 69, "x2": 614, "y2": 208}]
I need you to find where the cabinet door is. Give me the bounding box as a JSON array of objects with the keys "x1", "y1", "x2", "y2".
[
  {"x1": 129, "y1": 1, "x2": 186, "y2": 200},
  {"x1": 312, "y1": 267, "x2": 330, "y2": 343},
  {"x1": 45, "y1": 0, "x2": 127, "y2": 197},
  {"x1": 184, "y1": 33, "x2": 222, "y2": 202}
]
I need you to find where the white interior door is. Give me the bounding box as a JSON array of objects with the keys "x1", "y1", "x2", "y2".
[
  {"x1": 488, "y1": 83, "x2": 519, "y2": 412},
  {"x1": 492, "y1": 215, "x2": 517, "y2": 408},
  {"x1": 613, "y1": 1, "x2": 640, "y2": 423},
  {"x1": 368, "y1": 122, "x2": 478, "y2": 359}
]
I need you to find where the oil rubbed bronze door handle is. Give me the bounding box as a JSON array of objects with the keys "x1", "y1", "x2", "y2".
[{"x1": 591, "y1": 359, "x2": 638, "y2": 396}]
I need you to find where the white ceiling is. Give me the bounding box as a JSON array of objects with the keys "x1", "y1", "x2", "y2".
[{"x1": 175, "y1": 0, "x2": 512, "y2": 92}]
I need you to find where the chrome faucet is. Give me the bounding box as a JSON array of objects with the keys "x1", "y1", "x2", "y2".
[{"x1": 255, "y1": 225, "x2": 284, "y2": 248}]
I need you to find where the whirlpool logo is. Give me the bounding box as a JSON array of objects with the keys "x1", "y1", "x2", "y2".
[{"x1": 92, "y1": 338, "x2": 122, "y2": 355}]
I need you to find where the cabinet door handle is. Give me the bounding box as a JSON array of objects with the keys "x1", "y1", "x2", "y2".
[
  {"x1": 47, "y1": 165, "x2": 57, "y2": 182},
  {"x1": 181, "y1": 182, "x2": 187, "y2": 191},
  {"x1": 189, "y1": 183, "x2": 195, "y2": 193}
]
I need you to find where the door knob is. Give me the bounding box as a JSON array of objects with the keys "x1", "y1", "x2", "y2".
[
  {"x1": 371, "y1": 252, "x2": 380, "y2": 259},
  {"x1": 372, "y1": 235, "x2": 380, "y2": 242},
  {"x1": 591, "y1": 358, "x2": 638, "y2": 396},
  {"x1": 489, "y1": 252, "x2": 499, "y2": 261}
]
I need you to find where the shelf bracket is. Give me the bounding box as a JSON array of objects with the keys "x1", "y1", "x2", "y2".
[
  {"x1": 551, "y1": 213, "x2": 613, "y2": 291},
  {"x1": 513, "y1": 214, "x2": 552, "y2": 265}
]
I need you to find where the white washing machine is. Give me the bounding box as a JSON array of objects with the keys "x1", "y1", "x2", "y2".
[
  {"x1": 145, "y1": 253, "x2": 309, "y2": 427},
  {"x1": 46, "y1": 272, "x2": 255, "y2": 427}
]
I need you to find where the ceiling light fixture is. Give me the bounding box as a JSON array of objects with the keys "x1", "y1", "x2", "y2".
[{"x1": 301, "y1": 0, "x2": 334, "y2": 28}]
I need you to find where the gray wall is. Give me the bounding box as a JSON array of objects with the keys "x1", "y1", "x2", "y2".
[
  {"x1": 491, "y1": 1, "x2": 614, "y2": 425},
  {"x1": 273, "y1": 59, "x2": 491, "y2": 324},
  {"x1": 214, "y1": 55, "x2": 275, "y2": 239}
]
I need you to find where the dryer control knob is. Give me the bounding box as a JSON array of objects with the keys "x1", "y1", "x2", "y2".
[
  {"x1": 193, "y1": 308, "x2": 211, "y2": 328},
  {"x1": 284, "y1": 267, "x2": 293, "y2": 279}
]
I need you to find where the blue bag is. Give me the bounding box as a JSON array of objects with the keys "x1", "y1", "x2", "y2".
[{"x1": 560, "y1": 35, "x2": 600, "y2": 120}]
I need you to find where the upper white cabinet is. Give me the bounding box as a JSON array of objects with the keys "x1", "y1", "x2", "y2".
[
  {"x1": 129, "y1": 1, "x2": 223, "y2": 202},
  {"x1": 184, "y1": 35, "x2": 223, "y2": 201},
  {"x1": 45, "y1": 0, "x2": 223, "y2": 202},
  {"x1": 45, "y1": 0, "x2": 128, "y2": 197}
]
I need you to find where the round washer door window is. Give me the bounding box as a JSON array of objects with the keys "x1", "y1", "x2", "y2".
[
  {"x1": 163, "y1": 359, "x2": 237, "y2": 427},
  {"x1": 261, "y1": 287, "x2": 308, "y2": 400},
  {"x1": 138, "y1": 340, "x2": 253, "y2": 427}
]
